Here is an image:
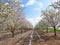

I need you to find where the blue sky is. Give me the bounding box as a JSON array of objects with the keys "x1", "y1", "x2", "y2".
[{"x1": 22, "y1": 0, "x2": 57, "y2": 27}]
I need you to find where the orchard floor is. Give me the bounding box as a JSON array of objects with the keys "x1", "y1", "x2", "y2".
[
  {"x1": 0, "y1": 30, "x2": 60, "y2": 45},
  {"x1": 36, "y1": 33, "x2": 60, "y2": 45}
]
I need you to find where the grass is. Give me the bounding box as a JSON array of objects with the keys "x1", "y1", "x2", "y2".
[
  {"x1": 48, "y1": 28, "x2": 60, "y2": 32},
  {"x1": 37, "y1": 27, "x2": 60, "y2": 32}
]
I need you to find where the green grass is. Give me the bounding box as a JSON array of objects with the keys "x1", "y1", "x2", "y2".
[
  {"x1": 36, "y1": 27, "x2": 60, "y2": 32},
  {"x1": 48, "y1": 28, "x2": 60, "y2": 32}
]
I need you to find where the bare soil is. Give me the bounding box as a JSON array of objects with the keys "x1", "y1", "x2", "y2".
[{"x1": 0, "y1": 30, "x2": 60, "y2": 45}]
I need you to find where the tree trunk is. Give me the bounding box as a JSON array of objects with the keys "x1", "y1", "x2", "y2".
[
  {"x1": 11, "y1": 31, "x2": 14, "y2": 37},
  {"x1": 21, "y1": 29, "x2": 22, "y2": 33},
  {"x1": 53, "y1": 26, "x2": 56, "y2": 36},
  {"x1": 46, "y1": 27, "x2": 48, "y2": 33}
]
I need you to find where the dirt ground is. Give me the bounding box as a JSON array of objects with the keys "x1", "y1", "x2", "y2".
[
  {"x1": 0, "y1": 31, "x2": 60, "y2": 45},
  {"x1": 38, "y1": 33, "x2": 60, "y2": 45}
]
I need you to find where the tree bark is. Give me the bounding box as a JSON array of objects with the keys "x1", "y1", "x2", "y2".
[
  {"x1": 53, "y1": 26, "x2": 56, "y2": 36},
  {"x1": 46, "y1": 27, "x2": 48, "y2": 33},
  {"x1": 11, "y1": 31, "x2": 14, "y2": 37},
  {"x1": 21, "y1": 29, "x2": 22, "y2": 33}
]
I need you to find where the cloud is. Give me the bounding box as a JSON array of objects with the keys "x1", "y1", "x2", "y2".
[
  {"x1": 48, "y1": 0, "x2": 58, "y2": 5},
  {"x1": 39, "y1": 2, "x2": 43, "y2": 7},
  {"x1": 27, "y1": 16, "x2": 43, "y2": 27},
  {"x1": 25, "y1": 0, "x2": 36, "y2": 6},
  {"x1": 33, "y1": 2, "x2": 43, "y2": 11},
  {"x1": 25, "y1": 0, "x2": 43, "y2": 11},
  {"x1": 4, "y1": 3, "x2": 9, "y2": 5},
  {"x1": 36, "y1": 16, "x2": 43, "y2": 22},
  {"x1": 20, "y1": 4, "x2": 24, "y2": 7},
  {"x1": 54, "y1": 0, "x2": 58, "y2": 2}
]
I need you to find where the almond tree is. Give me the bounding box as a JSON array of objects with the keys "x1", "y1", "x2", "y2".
[
  {"x1": 0, "y1": 0, "x2": 33, "y2": 36},
  {"x1": 0, "y1": 3, "x2": 11, "y2": 30},
  {"x1": 16, "y1": 16, "x2": 33, "y2": 33},
  {"x1": 42, "y1": 8, "x2": 59, "y2": 36},
  {"x1": 35, "y1": 19, "x2": 49, "y2": 33},
  {"x1": 0, "y1": 3, "x2": 17, "y2": 37},
  {"x1": 5, "y1": 11, "x2": 16, "y2": 37},
  {"x1": 51, "y1": 0, "x2": 60, "y2": 27}
]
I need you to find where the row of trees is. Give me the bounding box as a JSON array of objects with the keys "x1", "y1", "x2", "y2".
[
  {"x1": 35, "y1": 0, "x2": 60, "y2": 36},
  {"x1": 0, "y1": 0, "x2": 33, "y2": 37}
]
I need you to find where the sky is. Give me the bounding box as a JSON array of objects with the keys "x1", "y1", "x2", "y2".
[{"x1": 22, "y1": 0, "x2": 57, "y2": 27}]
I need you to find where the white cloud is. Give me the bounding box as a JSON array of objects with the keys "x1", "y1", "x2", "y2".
[
  {"x1": 35, "y1": 16, "x2": 43, "y2": 23},
  {"x1": 39, "y1": 2, "x2": 43, "y2": 7},
  {"x1": 20, "y1": 4, "x2": 24, "y2": 7},
  {"x1": 25, "y1": 0, "x2": 36, "y2": 6},
  {"x1": 27, "y1": 16, "x2": 43, "y2": 27},
  {"x1": 48, "y1": 0, "x2": 58, "y2": 5},
  {"x1": 46, "y1": 0, "x2": 58, "y2": 6},
  {"x1": 4, "y1": 3, "x2": 9, "y2": 5},
  {"x1": 34, "y1": 2, "x2": 43, "y2": 11},
  {"x1": 25, "y1": 0, "x2": 43, "y2": 11},
  {"x1": 54, "y1": 0, "x2": 58, "y2": 2}
]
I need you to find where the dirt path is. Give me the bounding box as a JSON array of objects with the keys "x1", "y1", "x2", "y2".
[
  {"x1": 0, "y1": 30, "x2": 25, "y2": 41},
  {"x1": 0, "y1": 30, "x2": 60, "y2": 45},
  {"x1": 0, "y1": 30, "x2": 32, "y2": 45}
]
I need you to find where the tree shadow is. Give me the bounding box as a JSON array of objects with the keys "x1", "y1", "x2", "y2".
[{"x1": 44, "y1": 35, "x2": 60, "y2": 41}]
